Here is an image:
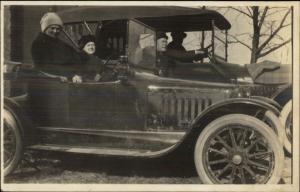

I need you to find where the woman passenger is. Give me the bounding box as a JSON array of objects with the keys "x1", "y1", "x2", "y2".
[{"x1": 78, "y1": 35, "x2": 103, "y2": 81}]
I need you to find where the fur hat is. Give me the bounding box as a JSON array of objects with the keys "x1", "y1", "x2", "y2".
[
  {"x1": 78, "y1": 35, "x2": 96, "y2": 50},
  {"x1": 171, "y1": 31, "x2": 187, "y2": 39},
  {"x1": 156, "y1": 31, "x2": 168, "y2": 40},
  {"x1": 40, "y1": 12, "x2": 63, "y2": 32}
]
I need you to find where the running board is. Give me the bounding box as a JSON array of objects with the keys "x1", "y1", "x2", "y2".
[
  {"x1": 37, "y1": 127, "x2": 185, "y2": 144},
  {"x1": 27, "y1": 144, "x2": 174, "y2": 157}
]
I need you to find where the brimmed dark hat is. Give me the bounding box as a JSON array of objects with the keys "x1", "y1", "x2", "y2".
[
  {"x1": 78, "y1": 35, "x2": 96, "y2": 50},
  {"x1": 156, "y1": 31, "x2": 168, "y2": 40},
  {"x1": 171, "y1": 31, "x2": 187, "y2": 39}
]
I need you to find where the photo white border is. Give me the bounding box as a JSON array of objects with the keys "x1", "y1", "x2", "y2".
[{"x1": 1, "y1": 1, "x2": 299, "y2": 192}]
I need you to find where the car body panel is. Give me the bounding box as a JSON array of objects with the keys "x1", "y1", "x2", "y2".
[{"x1": 22, "y1": 67, "x2": 237, "y2": 152}]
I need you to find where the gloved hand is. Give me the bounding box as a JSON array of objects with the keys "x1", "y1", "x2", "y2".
[
  {"x1": 72, "y1": 75, "x2": 82, "y2": 83},
  {"x1": 59, "y1": 76, "x2": 68, "y2": 82},
  {"x1": 202, "y1": 47, "x2": 209, "y2": 57},
  {"x1": 195, "y1": 48, "x2": 209, "y2": 57},
  {"x1": 195, "y1": 49, "x2": 205, "y2": 55},
  {"x1": 94, "y1": 73, "x2": 102, "y2": 81}
]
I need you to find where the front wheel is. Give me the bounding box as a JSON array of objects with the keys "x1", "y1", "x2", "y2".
[
  {"x1": 194, "y1": 114, "x2": 284, "y2": 184},
  {"x1": 3, "y1": 107, "x2": 24, "y2": 176}
]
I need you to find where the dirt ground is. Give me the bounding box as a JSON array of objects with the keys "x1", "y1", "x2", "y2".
[{"x1": 4, "y1": 152, "x2": 292, "y2": 184}]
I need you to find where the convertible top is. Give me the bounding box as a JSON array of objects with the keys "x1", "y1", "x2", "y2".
[{"x1": 58, "y1": 6, "x2": 231, "y2": 31}]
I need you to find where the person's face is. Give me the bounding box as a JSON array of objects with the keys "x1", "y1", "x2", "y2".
[
  {"x1": 44, "y1": 25, "x2": 61, "y2": 38},
  {"x1": 157, "y1": 38, "x2": 167, "y2": 52},
  {"x1": 83, "y1": 41, "x2": 96, "y2": 55}
]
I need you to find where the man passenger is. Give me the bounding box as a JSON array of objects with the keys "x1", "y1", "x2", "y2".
[
  {"x1": 166, "y1": 31, "x2": 208, "y2": 63},
  {"x1": 155, "y1": 32, "x2": 171, "y2": 76}
]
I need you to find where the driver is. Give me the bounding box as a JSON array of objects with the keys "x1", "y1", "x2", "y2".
[{"x1": 166, "y1": 31, "x2": 208, "y2": 62}]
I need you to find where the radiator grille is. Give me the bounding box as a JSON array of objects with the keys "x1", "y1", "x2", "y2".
[{"x1": 160, "y1": 95, "x2": 212, "y2": 127}]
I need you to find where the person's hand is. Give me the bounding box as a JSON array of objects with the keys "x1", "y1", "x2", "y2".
[
  {"x1": 203, "y1": 47, "x2": 209, "y2": 56},
  {"x1": 195, "y1": 49, "x2": 205, "y2": 55},
  {"x1": 94, "y1": 73, "x2": 102, "y2": 81},
  {"x1": 59, "y1": 76, "x2": 68, "y2": 82},
  {"x1": 195, "y1": 48, "x2": 209, "y2": 58},
  {"x1": 72, "y1": 75, "x2": 82, "y2": 83}
]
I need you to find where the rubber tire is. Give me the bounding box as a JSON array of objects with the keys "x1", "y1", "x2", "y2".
[
  {"x1": 279, "y1": 100, "x2": 292, "y2": 155},
  {"x1": 3, "y1": 107, "x2": 24, "y2": 176},
  {"x1": 194, "y1": 114, "x2": 284, "y2": 184},
  {"x1": 263, "y1": 110, "x2": 285, "y2": 146}
]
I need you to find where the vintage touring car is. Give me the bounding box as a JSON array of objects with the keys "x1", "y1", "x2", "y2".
[{"x1": 3, "y1": 6, "x2": 292, "y2": 184}]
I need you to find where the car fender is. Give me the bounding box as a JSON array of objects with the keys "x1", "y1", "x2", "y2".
[
  {"x1": 152, "y1": 97, "x2": 281, "y2": 160},
  {"x1": 271, "y1": 85, "x2": 292, "y2": 107},
  {"x1": 192, "y1": 97, "x2": 280, "y2": 125},
  {"x1": 183, "y1": 97, "x2": 279, "y2": 142},
  {"x1": 4, "y1": 97, "x2": 34, "y2": 145},
  {"x1": 250, "y1": 96, "x2": 281, "y2": 111}
]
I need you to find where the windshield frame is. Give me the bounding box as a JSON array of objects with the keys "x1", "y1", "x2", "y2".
[{"x1": 128, "y1": 19, "x2": 157, "y2": 71}]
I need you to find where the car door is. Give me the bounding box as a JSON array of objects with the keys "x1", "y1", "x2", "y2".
[
  {"x1": 68, "y1": 81, "x2": 118, "y2": 129},
  {"x1": 28, "y1": 78, "x2": 118, "y2": 129}
]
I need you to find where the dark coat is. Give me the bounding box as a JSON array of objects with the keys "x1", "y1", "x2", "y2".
[
  {"x1": 80, "y1": 52, "x2": 104, "y2": 76},
  {"x1": 167, "y1": 41, "x2": 186, "y2": 51},
  {"x1": 31, "y1": 32, "x2": 82, "y2": 77},
  {"x1": 166, "y1": 41, "x2": 205, "y2": 62},
  {"x1": 80, "y1": 52, "x2": 118, "y2": 81}
]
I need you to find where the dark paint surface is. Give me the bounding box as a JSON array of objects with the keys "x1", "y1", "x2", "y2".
[{"x1": 5, "y1": 54, "x2": 288, "y2": 153}]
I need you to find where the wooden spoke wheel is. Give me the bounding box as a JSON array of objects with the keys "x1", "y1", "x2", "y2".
[
  {"x1": 279, "y1": 100, "x2": 292, "y2": 155},
  {"x1": 3, "y1": 108, "x2": 23, "y2": 176},
  {"x1": 194, "y1": 114, "x2": 284, "y2": 184}
]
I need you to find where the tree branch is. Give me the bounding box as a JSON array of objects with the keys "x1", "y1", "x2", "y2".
[
  {"x1": 227, "y1": 34, "x2": 252, "y2": 50},
  {"x1": 265, "y1": 8, "x2": 290, "y2": 18},
  {"x1": 258, "y1": 6, "x2": 269, "y2": 30},
  {"x1": 246, "y1": 7, "x2": 253, "y2": 17},
  {"x1": 260, "y1": 33, "x2": 285, "y2": 41},
  {"x1": 257, "y1": 8, "x2": 291, "y2": 53},
  {"x1": 219, "y1": 30, "x2": 252, "y2": 50},
  {"x1": 229, "y1": 7, "x2": 253, "y2": 18},
  {"x1": 258, "y1": 39, "x2": 291, "y2": 58},
  {"x1": 235, "y1": 33, "x2": 249, "y2": 37},
  {"x1": 281, "y1": 23, "x2": 291, "y2": 28}
]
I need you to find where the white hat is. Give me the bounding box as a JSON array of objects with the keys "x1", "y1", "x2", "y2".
[{"x1": 40, "y1": 12, "x2": 63, "y2": 32}]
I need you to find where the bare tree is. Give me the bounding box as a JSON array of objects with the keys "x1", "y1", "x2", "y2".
[{"x1": 218, "y1": 6, "x2": 291, "y2": 63}]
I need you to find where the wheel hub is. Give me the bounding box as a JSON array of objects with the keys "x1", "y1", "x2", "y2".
[{"x1": 232, "y1": 154, "x2": 243, "y2": 165}]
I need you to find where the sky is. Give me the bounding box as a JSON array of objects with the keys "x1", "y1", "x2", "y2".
[{"x1": 177, "y1": 6, "x2": 292, "y2": 65}]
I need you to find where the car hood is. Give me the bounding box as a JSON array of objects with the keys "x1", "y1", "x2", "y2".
[
  {"x1": 246, "y1": 61, "x2": 292, "y2": 85},
  {"x1": 211, "y1": 56, "x2": 292, "y2": 85}
]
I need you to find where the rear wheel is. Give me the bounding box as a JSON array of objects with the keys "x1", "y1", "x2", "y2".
[
  {"x1": 194, "y1": 114, "x2": 284, "y2": 184},
  {"x1": 262, "y1": 110, "x2": 285, "y2": 146},
  {"x1": 279, "y1": 100, "x2": 292, "y2": 155},
  {"x1": 3, "y1": 108, "x2": 23, "y2": 176}
]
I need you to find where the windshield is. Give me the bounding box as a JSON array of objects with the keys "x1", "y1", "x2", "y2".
[
  {"x1": 128, "y1": 20, "x2": 156, "y2": 69},
  {"x1": 128, "y1": 18, "x2": 229, "y2": 80}
]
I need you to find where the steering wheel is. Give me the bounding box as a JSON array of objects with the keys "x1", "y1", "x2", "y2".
[
  {"x1": 99, "y1": 53, "x2": 130, "y2": 81},
  {"x1": 204, "y1": 44, "x2": 213, "y2": 59}
]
